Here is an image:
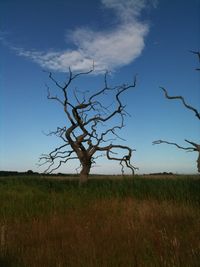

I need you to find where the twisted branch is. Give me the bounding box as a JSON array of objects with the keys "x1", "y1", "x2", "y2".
[
  {"x1": 160, "y1": 87, "x2": 200, "y2": 120},
  {"x1": 40, "y1": 67, "x2": 137, "y2": 177}
]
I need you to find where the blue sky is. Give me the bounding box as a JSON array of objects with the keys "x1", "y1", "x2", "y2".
[{"x1": 0, "y1": 0, "x2": 200, "y2": 174}]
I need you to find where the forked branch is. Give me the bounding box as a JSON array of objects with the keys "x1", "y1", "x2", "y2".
[{"x1": 40, "y1": 67, "x2": 137, "y2": 180}]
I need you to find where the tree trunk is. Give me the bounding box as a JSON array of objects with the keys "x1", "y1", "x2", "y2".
[
  {"x1": 197, "y1": 152, "x2": 200, "y2": 173},
  {"x1": 79, "y1": 162, "x2": 91, "y2": 185}
]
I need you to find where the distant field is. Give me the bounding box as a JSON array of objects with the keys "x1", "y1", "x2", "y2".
[{"x1": 0, "y1": 175, "x2": 199, "y2": 267}]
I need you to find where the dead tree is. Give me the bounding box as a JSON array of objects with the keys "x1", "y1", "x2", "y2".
[
  {"x1": 39, "y1": 67, "x2": 138, "y2": 183},
  {"x1": 153, "y1": 51, "x2": 200, "y2": 173}
]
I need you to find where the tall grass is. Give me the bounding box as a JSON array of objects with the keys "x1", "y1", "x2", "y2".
[{"x1": 0, "y1": 175, "x2": 199, "y2": 266}]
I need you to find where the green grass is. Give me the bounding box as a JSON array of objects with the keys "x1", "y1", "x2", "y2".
[
  {"x1": 0, "y1": 175, "x2": 199, "y2": 266},
  {"x1": 0, "y1": 175, "x2": 199, "y2": 219}
]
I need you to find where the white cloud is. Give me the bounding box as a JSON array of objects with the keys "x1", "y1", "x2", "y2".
[
  {"x1": 102, "y1": 0, "x2": 146, "y2": 21},
  {"x1": 15, "y1": 0, "x2": 156, "y2": 73}
]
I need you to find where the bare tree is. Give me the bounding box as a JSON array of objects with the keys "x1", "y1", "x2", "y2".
[
  {"x1": 153, "y1": 51, "x2": 200, "y2": 173},
  {"x1": 39, "y1": 67, "x2": 138, "y2": 183}
]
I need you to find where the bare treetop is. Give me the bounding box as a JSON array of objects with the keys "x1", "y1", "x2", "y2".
[{"x1": 39, "y1": 67, "x2": 138, "y2": 183}]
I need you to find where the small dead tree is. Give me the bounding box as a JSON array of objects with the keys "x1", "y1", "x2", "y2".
[
  {"x1": 153, "y1": 51, "x2": 200, "y2": 173},
  {"x1": 39, "y1": 67, "x2": 138, "y2": 183}
]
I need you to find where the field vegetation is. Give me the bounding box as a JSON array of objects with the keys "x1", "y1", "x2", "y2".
[{"x1": 0, "y1": 175, "x2": 199, "y2": 266}]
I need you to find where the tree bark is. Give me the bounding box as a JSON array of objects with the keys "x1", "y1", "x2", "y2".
[
  {"x1": 197, "y1": 152, "x2": 200, "y2": 173},
  {"x1": 79, "y1": 162, "x2": 91, "y2": 185}
]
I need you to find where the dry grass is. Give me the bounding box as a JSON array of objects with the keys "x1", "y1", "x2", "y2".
[
  {"x1": 0, "y1": 175, "x2": 199, "y2": 266},
  {"x1": 1, "y1": 198, "x2": 200, "y2": 267}
]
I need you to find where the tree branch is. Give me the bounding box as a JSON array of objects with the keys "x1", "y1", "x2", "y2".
[
  {"x1": 41, "y1": 68, "x2": 137, "y2": 178},
  {"x1": 190, "y1": 50, "x2": 200, "y2": 62},
  {"x1": 160, "y1": 87, "x2": 200, "y2": 120},
  {"x1": 153, "y1": 140, "x2": 196, "y2": 151},
  {"x1": 95, "y1": 144, "x2": 138, "y2": 175}
]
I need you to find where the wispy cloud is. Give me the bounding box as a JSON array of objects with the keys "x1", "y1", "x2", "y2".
[{"x1": 12, "y1": 0, "x2": 157, "y2": 73}]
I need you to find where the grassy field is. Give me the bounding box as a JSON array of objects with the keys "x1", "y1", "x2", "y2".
[{"x1": 0, "y1": 175, "x2": 199, "y2": 267}]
